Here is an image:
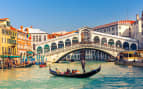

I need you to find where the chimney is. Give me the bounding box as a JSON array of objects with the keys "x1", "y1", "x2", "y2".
[
  {"x1": 136, "y1": 14, "x2": 139, "y2": 20},
  {"x1": 20, "y1": 25, "x2": 23, "y2": 30},
  {"x1": 30, "y1": 26, "x2": 32, "y2": 28}
]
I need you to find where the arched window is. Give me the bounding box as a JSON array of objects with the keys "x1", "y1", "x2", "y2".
[
  {"x1": 72, "y1": 37, "x2": 78, "y2": 44},
  {"x1": 108, "y1": 39, "x2": 114, "y2": 46},
  {"x1": 44, "y1": 44, "x2": 50, "y2": 53},
  {"x1": 116, "y1": 40, "x2": 122, "y2": 48},
  {"x1": 51, "y1": 43, "x2": 57, "y2": 50},
  {"x1": 101, "y1": 38, "x2": 107, "y2": 45},
  {"x1": 123, "y1": 42, "x2": 129, "y2": 50},
  {"x1": 130, "y1": 43, "x2": 137, "y2": 50},
  {"x1": 58, "y1": 41, "x2": 64, "y2": 48},
  {"x1": 65, "y1": 39, "x2": 71, "y2": 46},
  {"x1": 37, "y1": 46, "x2": 43, "y2": 54},
  {"x1": 94, "y1": 36, "x2": 100, "y2": 44}
]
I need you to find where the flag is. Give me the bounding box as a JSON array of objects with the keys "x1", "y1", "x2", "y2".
[{"x1": 27, "y1": 34, "x2": 31, "y2": 40}]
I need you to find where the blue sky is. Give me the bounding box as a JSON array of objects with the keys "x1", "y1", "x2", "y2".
[{"x1": 0, "y1": 0, "x2": 143, "y2": 33}]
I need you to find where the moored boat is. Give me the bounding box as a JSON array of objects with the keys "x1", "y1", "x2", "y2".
[
  {"x1": 39, "y1": 63, "x2": 47, "y2": 68},
  {"x1": 115, "y1": 50, "x2": 143, "y2": 67},
  {"x1": 15, "y1": 63, "x2": 32, "y2": 68}
]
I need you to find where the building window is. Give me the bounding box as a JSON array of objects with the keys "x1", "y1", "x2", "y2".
[
  {"x1": 2, "y1": 47, "x2": 4, "y2": 54},
  {"x1": 8, "y1": 48, "x2": 11, "y2": 54},
  {"x1": 108, "y1": 28, "x2": 110, "y2": 32},
  {"x1": 39, "y1": 36, "x2": 41, "y2": 42},
  {"x1": 36, "y1": 36, "x2": 38, "y2": 42},
  {"x1": 7, "y1": 21, "x2": 10, "y2": 26},
  {"x1": 2, "y1": 37, "x2": 3, "y2": 43},
  {"x1": 33, "y1": 36, "x2": 35, "y2": 42},
  {"x1": 44, "y1": 35, "x2": 46, "y2": 41},
  {"x1": 112, "y1": 27, "x2": 114, "y2": 31}
]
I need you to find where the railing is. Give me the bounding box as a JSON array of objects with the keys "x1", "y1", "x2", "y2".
[{"x1": 44, "y1": 43, "x2": 125, "y2": 56}]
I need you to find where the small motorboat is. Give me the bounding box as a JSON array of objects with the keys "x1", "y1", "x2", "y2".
[
  {"x1": 39, "y1": 63, "x2": 47, "y2": 68},
  {"x1": 49, "y1": 66, "x2": 101, "y2": 78}
]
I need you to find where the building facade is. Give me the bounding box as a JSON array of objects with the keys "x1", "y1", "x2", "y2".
[
  {"x1": 131, "y1": 12, "x2": 143, "y2": 49},
  {"x1": 26, "y1": 27, "x2": 48, "y2": 52},
  {"x1": 93, "y1": 20, "x2": 135, "y2": 37},
  {"x1": 17, "y1": 26, "x2": 32, "y2": 58},
  {"x1": 0, "y1": 18, "x2": 17, "y2": 60}
]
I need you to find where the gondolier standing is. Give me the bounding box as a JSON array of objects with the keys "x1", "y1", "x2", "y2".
[{"x1": 80, "y1": 49, "x2": 86, "y2": 73}]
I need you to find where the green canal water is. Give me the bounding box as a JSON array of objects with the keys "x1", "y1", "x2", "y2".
[{"x1": 0, "y1": 61, "x2": 143, "y2": 89}]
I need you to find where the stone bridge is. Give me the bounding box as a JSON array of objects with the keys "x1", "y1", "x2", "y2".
[{"x1": 35, "y1": 27, "x2": 138, "y2": 62}]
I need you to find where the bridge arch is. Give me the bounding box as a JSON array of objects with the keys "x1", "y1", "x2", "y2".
[
  {"x1": 130, "y1": 43, "x2": 137, "y2": 50},
  {"x1": 94, "y1": 36, "x2": 100, "y2": 44},
  {"x1": 65, "y1": 39, "x2": 71, "y2": 46},
  {"x1": 58, "y1": 41, "x2": 64, "y2": 48},
  {"x1": 72, "y1": 37, "x2": 78, "y2": 44},
  {"x1": 44, "y1": 44, "x2": 50, "y2": 53},
  {"x1": 116, "y1": 40, "x2": 122, "y2": 48},
  {"x1": 108, "y1": 39, "x2": 114, "y2": 47},
  {"x1": 51, "y1": 42, "x2": 57, "y2": 50},
  {"x1": 101, "y1": 38, "x2": 107, "y2": 46},
  {"x1": 123, "y1": 42, "x2": 129, "y2": 50},
  {"x1": 56, "y1": 48, "x2": 115, "y2": 63},
  {"x1": 37, "y1": 46, "x2": 43, "y2": 54}
]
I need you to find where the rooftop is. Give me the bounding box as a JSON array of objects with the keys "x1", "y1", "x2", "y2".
[
  {"x1": 94, "y1": 31, "x2": 137, "y2": 41},
  {"x1": 26, "y1": 27, "x2": 47, "y2": 34},
  {"x1": 0, "y1": 18, "x2": 9, "y2": 21},
  {"x1": 93, "y1": 20, "x2": 135, "y2": 30}
]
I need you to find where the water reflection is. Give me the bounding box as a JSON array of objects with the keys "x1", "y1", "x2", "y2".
[{"x1": 0, "y1": 61, "x2": 143, "y2": 89}]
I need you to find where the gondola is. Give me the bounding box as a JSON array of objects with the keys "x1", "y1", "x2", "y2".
[
  {"x1": 49, "y1": 49, "x2": 101, "y2": 78},
  {"x1": 49, "y1": 66, "x2": 101, "y2": 78},
  {"x1": 15, "y1": 63, "x2": 33, "y2": 68}
]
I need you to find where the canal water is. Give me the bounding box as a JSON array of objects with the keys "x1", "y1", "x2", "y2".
[{"x1": 0, "y1": 61, "x2": 143, "y2": 89}]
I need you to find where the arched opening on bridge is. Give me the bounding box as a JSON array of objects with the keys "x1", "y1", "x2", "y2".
[
  {"x1": 72, "y1": 37, "x2": 78, "y2": 44},
  {"x1": 37, "y1": 46, "x2": 43, "y2": 54},
  {"x1": 81, "y1": 29, "x2": 91, "y2": 43},
  {"x1": 108, "y1": 39, "x2": 114, "y2": 47},
  {"x1": 65, "y1": 39, "x2": 71, "y2": 46},
  {"x1": 123, "y1": 42, "x2": 129, "y2": 50},
  {"x1": 56, "y1": 48, "x2": 115, "y2": 62},
  {"x1": 116, "y1": 40, "x2": 122, "y2": 48},
  {"x1": 58, "y1": 41, "x2": 64, "y2": 48},
  {"x1": 51, "y1": 43, "x2": 57, "y2": 50},
  {"x1": 44, "y1": 44, "x2": 50, "y2": 53},
  {"x1": 94, "y1": 36, "x2": 100, "y2": 44},
  {"x1": 130, "y1": 43, "x2": 137, "y2": 50},
  {"x1": 101, "y1": 38, "x2": 107, "y2": 46}
]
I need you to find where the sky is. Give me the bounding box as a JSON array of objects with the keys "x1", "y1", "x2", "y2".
[{"x1": 0, "y1": 0, "x2": 143, "y2": 33}]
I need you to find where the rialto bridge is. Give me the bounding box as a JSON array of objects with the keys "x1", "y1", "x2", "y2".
[{"x1": 35, "y1": 27, "x2": 138, "y2": 62}]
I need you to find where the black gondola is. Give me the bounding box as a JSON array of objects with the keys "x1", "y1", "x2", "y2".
[
  {"x1": 15, "y1": 63, "x2": 33, "y2": 68},
  {"x1": 49, "y1": 66, "x2": 101, "y2": 78}
]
